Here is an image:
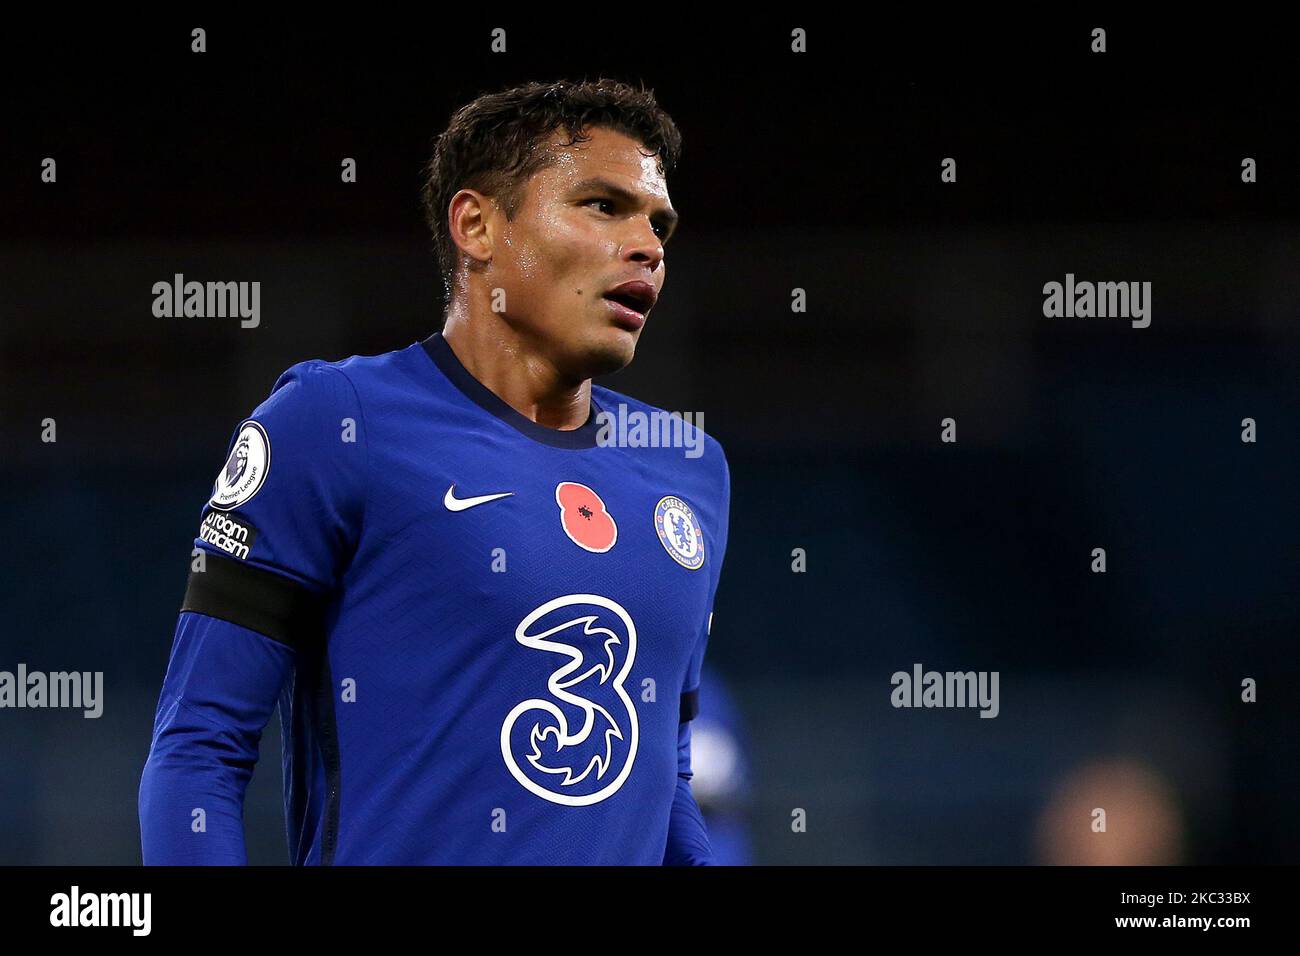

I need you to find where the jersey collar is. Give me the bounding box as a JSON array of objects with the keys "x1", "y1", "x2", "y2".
[{"x1": 421, "y1": 332, "x2": 602, "y2": 450}]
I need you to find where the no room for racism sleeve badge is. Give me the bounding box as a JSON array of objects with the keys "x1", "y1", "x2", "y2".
[
  {"x1": 209, "y1": 421, "x2": 271, "y2": 511},
  {"x1": 654, "y1": 496, "x2": 705, "y2": 570}
]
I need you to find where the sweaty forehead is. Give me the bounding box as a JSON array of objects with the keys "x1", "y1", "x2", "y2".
[{"x1": 536, "y1": 127, "x2": 669, "y2": 199}]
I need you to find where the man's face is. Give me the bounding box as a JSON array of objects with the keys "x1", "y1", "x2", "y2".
[{"x1": 484, "y1": 126, "x2": 677, "y2": 379}]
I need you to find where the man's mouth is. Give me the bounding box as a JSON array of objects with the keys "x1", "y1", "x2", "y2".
[{"x1": 602, "y1": 280, "x2": 657, "y2": 328}]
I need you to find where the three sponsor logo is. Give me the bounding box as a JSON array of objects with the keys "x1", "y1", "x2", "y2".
[{"x1": 500, "y1": 593, "x2": 640, "y2": 806}]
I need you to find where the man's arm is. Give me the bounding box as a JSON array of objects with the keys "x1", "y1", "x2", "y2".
[
  {"x1": 663, "y1": 440, "x2": 730, "y2": 866},
  {"x1": 139, "y1": 360, "x2": 365, "y2": 864},
  {"x1": 663, "y1": 709, "x2": 713, "y2": 865},
  {"x1": 139, "y1": 608, "x2": 295, "y2": 864}
]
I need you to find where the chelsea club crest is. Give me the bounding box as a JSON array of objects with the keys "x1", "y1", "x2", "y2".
[{"x1": 654, "y1": 496, "x2": 705, "y2": 570}]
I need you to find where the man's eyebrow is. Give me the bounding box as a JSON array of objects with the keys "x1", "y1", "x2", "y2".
[{"x1": 570, "y1": 176, "x2": 679, "y2": 232}]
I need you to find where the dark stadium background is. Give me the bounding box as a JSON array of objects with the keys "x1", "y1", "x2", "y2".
[{"x1": 1, "y1": 17, "x2": 1296, "y2": 865}]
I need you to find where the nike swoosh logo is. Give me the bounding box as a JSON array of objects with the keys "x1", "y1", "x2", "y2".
[{"x1": 444, "y1": 484, "x2": 515, "y2": 512}]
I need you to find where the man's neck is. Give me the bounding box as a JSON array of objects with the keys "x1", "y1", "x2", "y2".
[{"x1": 440, "y1": 302, "x2": 592, "y2": 432}]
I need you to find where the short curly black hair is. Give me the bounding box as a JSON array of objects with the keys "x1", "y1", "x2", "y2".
[{"x1": 420, "y1": 78, "x2": 682, "y2": 302}]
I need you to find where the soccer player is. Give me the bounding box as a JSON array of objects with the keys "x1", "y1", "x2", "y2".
[{"x1": 138, "y1": 79, "x2": 730, "y2": 865}]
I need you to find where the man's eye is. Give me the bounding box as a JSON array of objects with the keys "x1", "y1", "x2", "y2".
[{"x1": 585, "y1": 198, "x2": 615, "y2": 214}]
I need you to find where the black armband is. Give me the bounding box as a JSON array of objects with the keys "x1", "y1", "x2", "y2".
[{"x1": 181, "y1": 550, "x2": 328, "y2": 651}]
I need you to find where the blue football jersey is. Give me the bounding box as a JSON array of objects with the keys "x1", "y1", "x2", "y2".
[{"x1": 144, "y1": 332, "x2": 730, "y2": 865}]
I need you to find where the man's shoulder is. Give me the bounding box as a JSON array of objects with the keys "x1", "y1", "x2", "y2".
[
  {"x1": 263, "y1": 343, "x2": 425, "y2": 409},
  {"x1": 281, "y1": 342, "x2": 420, "y2": 389}
]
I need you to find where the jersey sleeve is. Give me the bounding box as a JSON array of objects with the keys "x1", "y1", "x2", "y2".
[
  {"x1": 194, "y1": 360, "x2": 368, "y2": 592},
  {"x1": 139, "y1": 612, "x2": 296, "y2": 864},
  {"x1": 139, "y1": 360, "x2": 367, "y2": 864},
  {"x1": 678, "y1": 443, "x2": 731, "y2": 769},
  {"x1": 665, "y1": 445, "x2": 729, "y2": 865}
]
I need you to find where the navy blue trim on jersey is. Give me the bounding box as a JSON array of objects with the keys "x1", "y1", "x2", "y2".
[
  {"x1": 314, "y1": 649, "x2": 342, "y2": 865},
  {"x1": 420, "y1": 332, "x2": 603, "y2": 449},
  {"x1": 181, "y1": 551, "x2": 327, "y2": 651},
  {"x1": 680, "y1": 688, "x2": 700, "y2": 722}
]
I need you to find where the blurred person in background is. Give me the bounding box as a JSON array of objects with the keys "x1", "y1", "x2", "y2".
[
  {"x1": 688, "y1": 667, "x2": 754, "y2": 865},
  {"x1": 1035, "y1": 759, "x2": 1186, "y2": 865}
]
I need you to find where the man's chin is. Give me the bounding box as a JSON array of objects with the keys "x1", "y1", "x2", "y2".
[{"x1": 577, "y1": 328, "x2": 638, "y2": 378}]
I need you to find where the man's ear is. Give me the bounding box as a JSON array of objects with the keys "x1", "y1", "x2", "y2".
[{"x1": 448, "y1": 189, "x2": 496, "y2": 266}]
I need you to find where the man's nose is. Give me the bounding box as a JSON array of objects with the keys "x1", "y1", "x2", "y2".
[{"x1": 620, "y1": 216, "x2": 664, "y2": 269}]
